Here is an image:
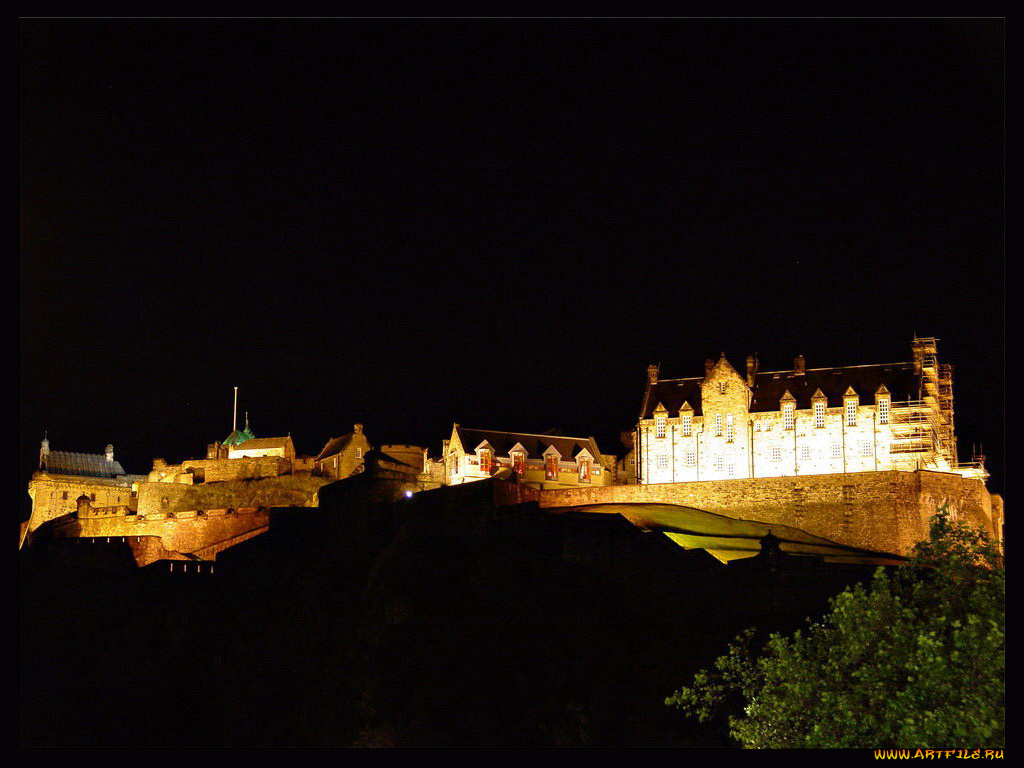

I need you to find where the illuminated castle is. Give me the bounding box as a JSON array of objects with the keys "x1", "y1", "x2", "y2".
[{"x1": 632, "y1": 337, "x2": 985, "y2": 485}]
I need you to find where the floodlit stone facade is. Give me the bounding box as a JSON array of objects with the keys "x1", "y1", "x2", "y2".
[
  {"x1": 443, "y1": 425, "x2": 615, "y2": 489},
  {"x1": 635, "y1": 337, "x2": 980, "y2": 485}
]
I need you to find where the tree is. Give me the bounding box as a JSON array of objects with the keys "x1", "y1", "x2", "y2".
[{"x1": 666, "y1": 506, "x2": 1005, "y2": 748}]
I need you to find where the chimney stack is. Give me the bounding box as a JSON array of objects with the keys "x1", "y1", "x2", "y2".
[
  {"x1": 105, "y1": 444, "x2": 114, "y2": 463},
  {"x1": 354, "y1": 423, "x2": 364, "y2": 434},
  {"x1": 794, "y1": 355, "x2": 806, "y2": 375},
  {"x1": 647, "y1": 364, "x2": 659, "y2": 384},
  {"x1": 746, "y1": 355, "x2": 757, "y2": 386},
  {"x1": 704, "y1": 358, "x2": 714, "y2": 377}
]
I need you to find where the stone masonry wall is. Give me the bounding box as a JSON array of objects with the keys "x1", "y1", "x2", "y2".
[{"x1": 537, "y1": 469, "x2": 1000, "y2": 557}]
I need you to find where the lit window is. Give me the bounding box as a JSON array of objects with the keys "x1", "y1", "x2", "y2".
[
  {"x1": 719, "y1": 382, "x2": 727, "y2": 395},
  {"x1": 512, "y1": 452, "x2": 525, "y2": 475},
  {"x1": 682, "y1": 413, "x2": 692, "y2": 436},
  {"x1": 356, "y1": 447, "x2": 363, "y2": 459},
  {"x1": 783, "y1": 403, "x2": 795, "y2": 430},
  {"x1": 771, "y1": 447, "x2": 782, "y2": 462},
  {"x1": 846, "y1": 400, "x2": 857, "y2": 427},
  {"x1": 579, "y1": 458, "x2": 591, "y2": 483},
  {"x1": 479, "y1": 449, "x2": 492, "y2": 473},
  {"x1": 814, "y1": 401, "x2": 825, "y2": 428},
  {"x1": 449, "y1": 453, "x2": 459, "y2": 478},
  {"x1": 726, "y1": 414, "x2": 735, "y2": 442},
  {"x1": 655, "y1": 415, "x2": 666, "y2": 439},
  {"x1": 545, "y1": 455, "x2": 559, "y2": 480},
  {"x1": 715, "y1": 414, "x2": 723, "y2": 436},
  {"x1": 878, "y1": 398, "x2": 890, "y2": 425}
]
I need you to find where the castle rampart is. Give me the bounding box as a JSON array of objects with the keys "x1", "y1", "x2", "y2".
[{"x1": 537, "y1": 469, "x2": 1002, "y2": 557}]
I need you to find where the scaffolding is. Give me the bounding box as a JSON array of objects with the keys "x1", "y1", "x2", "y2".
[{"x1": 898, "y1": 336, "x2": 959, "y2": 472}]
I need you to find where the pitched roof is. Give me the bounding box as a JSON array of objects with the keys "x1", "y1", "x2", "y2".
[
  {"x1": 229, "y1": 436, "x2": 293, "y2": 452},
  {"x1": 41, "y1": 451, "x2": 126, "y2": 478},
  {"x1": 640, "y1": 378, "x2": 704, "y2": 418},
  {"x1": 454, "y1": 427, "x2": 602, "y2": 461},
  {"x1": 642, "y1": 361, "x2": 923, "y2": 417},
  {"x1": 316, "y1": 433, "x2": 353, "y2": 461},
  {"x1": 749, "y1": 363, "x2": 921, "y2": 411},
  {"x1": 223, "y1": 427, "x2": 255, "y2": 446}
]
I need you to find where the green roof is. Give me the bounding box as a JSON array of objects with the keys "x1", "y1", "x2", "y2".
[{"x1": 223, "y1": 427, "x2": 255, "y2": 446}]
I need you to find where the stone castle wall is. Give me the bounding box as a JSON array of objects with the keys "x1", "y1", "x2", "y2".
[
  {"x1": 136, "y1": 474, "x2": 330, "y2": 517},
  {"x1": 537, "y1": 469, "x2": 1000, "y2": 557}
]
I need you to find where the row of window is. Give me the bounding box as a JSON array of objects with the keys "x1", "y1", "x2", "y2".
[
  {"x1": 452, "y1": 451, "x2": 593, "y2": 482},
  {"x1": 650, "y1": 440, "x2": 876, "y2": 470},
  {"x1": 653, "y1": 399, "x2": 891, "y2": 437}
]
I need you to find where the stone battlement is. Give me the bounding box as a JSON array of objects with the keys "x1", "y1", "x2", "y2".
[{"x1": 536, "y1": 469, "x2": 1002, "y2": 557}]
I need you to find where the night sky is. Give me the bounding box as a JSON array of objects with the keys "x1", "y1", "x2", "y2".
[{"x1": 21, "y1": 19, "x2": 1004, "y2": 518}]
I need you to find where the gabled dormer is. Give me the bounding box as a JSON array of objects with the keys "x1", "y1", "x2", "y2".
[
  {"x1": 812, "y1": 388, "x2": 827, "y2": 428},
  {"x1": 653, "y1": 402, "x2": 669, "y2": 438},
  {"x1": 875, "y1": 384, "x2": 891, "y2": 425},
  {"x1": 575, "y1": 447, "x2": 596, "y2": 483},
  {"x1": 780, "y1": 390, "x2": 796, "y2": 430},
  {"x1": 844, "y1": 386, "x2": 859, "y2": 426},
  {"x1": 508, "y1": 441, "x2": 528, "y2": 475},
  {"x1": 542, "y1": 444, "x2": 562, "y2": 481},
  {"x1": 475, "y1": 440, "x2": 495, "y2": 474},
  {"x1": 679, "y1": 401, "x2": 694, "y2": 436}
]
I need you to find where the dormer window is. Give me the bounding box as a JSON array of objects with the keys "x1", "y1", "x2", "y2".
[
  {"x1": 846, "y1": 399, "x2": 857, "y2": 427},
  {"x1": 479, "y1": 449, "x2": 493, "y2": 474},
  {"x1": 878, "y1": 396, "x2": 890, "y2": 425},
  {"x1": 783, "y1": 403, "x2": 795, "y2": 431},
  {"x1": 578, "y1": 457, "x2": 591, "y2": 483},
  {"x1": 545, "y1": 454, "x2": 559, "y2": 480},
  {"x1": 512, "y1": 451, "x2": 525, "y2": 475},
  {"x1": 715, "y1": 414, "x2": 723, "y2": 437},
  {"x1": 814, "y1": 400, "x2": 825, "y2": 428},
  {"x1": 681, "y1": 412, "x2": 692, "y2": 436},
  {"x1": 448, "y1": 452, "x2": 459, "y2": 479},
  {"x1": 655, "y1": 415, "x2": 666, "y2": 439}
]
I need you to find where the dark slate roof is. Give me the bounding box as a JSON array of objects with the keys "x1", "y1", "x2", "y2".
[
  {"x1": 641, "y1": 362, "x2": 923, "y2": 417},
  {"x1": 454, "y1": 427, "x2": 602, "y2": 461},
  {"x1": 749, "y1": 363, "x2": 921, "y2": 412},
  {"x1": 316, "y1": 433, "x2": 353, "y2": 462},
  {"x1": 42, "y1": 451, "x2": 126, "y2": 478},
  {"x1": 640, "y1": 378, "x2": 704, "y2": 419}
]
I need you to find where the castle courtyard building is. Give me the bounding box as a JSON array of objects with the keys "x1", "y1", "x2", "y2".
[
  {"x1": 636, "y1": 337, "x2": 982, "y2": 485},
  {"x1": 444, "y1": 425, "x2": 614, "y2": 489}
]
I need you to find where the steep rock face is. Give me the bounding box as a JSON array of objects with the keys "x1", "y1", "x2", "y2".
[{"x1": 21, "y1": 476, "x2": 883, "y2": 747}]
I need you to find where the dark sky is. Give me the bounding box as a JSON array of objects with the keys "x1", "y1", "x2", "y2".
[{"x1": 21, "y1": 19, "x2": 1004, "y2": 513}]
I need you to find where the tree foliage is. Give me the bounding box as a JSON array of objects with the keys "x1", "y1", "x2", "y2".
[{"x1": 666, "y1": 506, "x2": 1005, "y2": 748}]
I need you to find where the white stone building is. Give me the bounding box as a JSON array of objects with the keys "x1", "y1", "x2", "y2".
[{"x1": 634, "y1": 337, "x2": 985, "y2": 485}]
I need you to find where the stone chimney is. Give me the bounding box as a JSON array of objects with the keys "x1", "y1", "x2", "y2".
[
  {"x1": 354, "y1": 423, "x2": 364, "y2": 435},
  {"x1": 704, "y1": 358, "x2": 714, "y2": 377},
  {"x1": 39, "y1": 437, "x2": 50, "y2": 469},
  {"x1": 105, "y1": 444, "x2": 115, "y2": 463},
  {"x1": 746, "y1": 355, "x2": 757, "y2": 386},
  {"x1": 647, "y1": 364, "x2": 659, "y2": 384},
  {"x1": 794, "y1": 355, "x2": 806, "y2": 375}
]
